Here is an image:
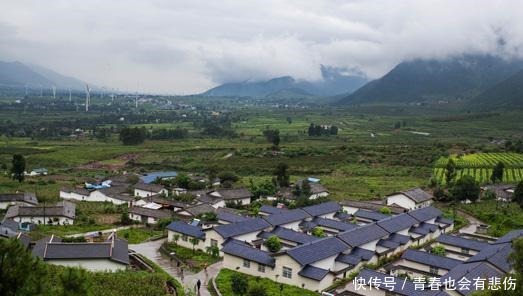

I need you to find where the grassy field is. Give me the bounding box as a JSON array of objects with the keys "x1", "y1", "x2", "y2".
[
  {"x1": 433, "y1": 153, "x2": 523, "y2": 185},
  {"x1": 215, "y1": 268, "x2": 318, "y2": 296},
  {"x1": 116, "y1": 227, "x2": 164, "y2": 244},
  {"x1": 458, "y1": 200, "x2": 523, "y2": 236},
  {"x1": 163, "y1": 242, "x2": 220, "y2": 272}
]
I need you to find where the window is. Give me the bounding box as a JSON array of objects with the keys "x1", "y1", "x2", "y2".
[
  {"x1": 462, "y1": 248, "x2": 469, "y2": 255},
  {"x1": 243, "y1": 259, "x2": 250, "y2": 268},
  {"x1": 182, "y1": 235, "x2": 188, "y2": 242},
  {"x1": 430, "y1": 266, "x2": 439, "y2": 274},
  {"x1": 211, "y1": 239, "x2": 218, "y2": 247},
  {"x1": 258, "y1": 264, "x2": 265, "y2": 273},
  {"x1": 282, "y1": 266, "x2": 292, "y2": 279}
]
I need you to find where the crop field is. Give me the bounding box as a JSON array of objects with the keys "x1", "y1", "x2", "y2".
[{"x1": 433, "y1": 153, "x2": 523, "y2": 184}]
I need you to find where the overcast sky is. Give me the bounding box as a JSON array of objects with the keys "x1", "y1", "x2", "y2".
[{"x1": 1, "y1": 0, "x2": 522, "y2": 94}]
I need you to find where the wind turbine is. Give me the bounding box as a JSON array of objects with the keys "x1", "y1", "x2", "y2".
[
  {"x1": 69, "y1": 89, "x2": 72, "y2": 102},
  {"x1": 85, "y1": 84, "x2": 91, "y2": 112},
  {"x1": 52, "y1": 86, "x2": 56, "y2": 99}
]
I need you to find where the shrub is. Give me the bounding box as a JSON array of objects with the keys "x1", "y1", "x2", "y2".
[
  {"x1": 231, "y1": 273, "x2": 248, "y2": 295},
  {"x1": 264, "y1": 236, "x2": 282, "y2": 252}
]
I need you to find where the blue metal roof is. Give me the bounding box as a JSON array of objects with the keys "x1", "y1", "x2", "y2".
[
  {"x1": 436, "y1": 234, "x2": 489, "y2": 251},
  {"x1": 407, "y1": 206, "x2": 442, "y2": 222},
  {"x1": 298, "y1": 265, "x2": 330, "y2": 281},
  {"x1": 467, "y1": 243, "x2": 512, "y2": 272},
  {"x1": 140, "y1": 171, "x2": 178, "y2": 184},
  {"x1": 217, "y1": 211, "x2": 252, "y2": 223},
  {"x1": 353, "y1": 209, "x2": 389, "y2": 221},
  {"x1": 377, "y1": 239, "x2": 400, "y2": 249},
  {"x1": 166, "y1": 221, "x2": 205, "y2": 239},
  {"x1": 214, "y1": 218, "x2": 270, "y2": 238},
  {"x1": 312, "y1": 217, "x2": 358, "y2": 231},
  {"x1": 402, "y1": 249, "x2": 461, "y2": 270},
  {"x1": 388, "y1": 233, "x2": 411, "y2": 245},
  {"x1": 286, "y1": 236, "x2": 348, "y2": 266},
  {"x1": 338, "y1": 223, "x2": 390, "y2": 247},
  {"x1": 441, "y1": 262, "x2": 504, "y2": 295},
  {"x1": 261, "y1": 226, "x2": 319, "y2": 245},
  {"x1": 259, "y1": 205, "x2": 287, "y2": 215},
  {"x1": 377, "y1": 213, "x2": 418, "y2": 233},
  {"x1": 349, "y1": 247, "x2": 375, "y2": 260},
  {"x1": 302, "y1": 201, "x2": 341, "y2": 217},
  {"x1": 410, "y1": 222, "x2": 437, "y2": 235},
  {"x1": 222, "y1": 240, "x2": 275, "y2": 267},
  {"x1": 493, "y1": 229, "x2": 523, "y2": 244},
  {"x1": 263, "y1": 209, "x2": 310, "y2": 226}
]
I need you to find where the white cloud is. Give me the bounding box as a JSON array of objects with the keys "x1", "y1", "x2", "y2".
[{"x1": 0, "y1": 0, "x2": 522, "y2": 93}]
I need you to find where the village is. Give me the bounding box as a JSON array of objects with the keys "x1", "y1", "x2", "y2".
[{"x1": 1, "y1": 169, "x2": 521, "y2": 296}]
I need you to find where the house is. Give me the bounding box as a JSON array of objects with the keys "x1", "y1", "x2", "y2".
[
  {"x1": 5, "y1": 201, "x2": 76, "y2": 225},
  {"x1": 352, "y1": 209, "x2": 389, "y2": 224},
  {"x1": 32, "y1": 233, "x2": 129, "y2": 271},
  {"x1": 0, "y1": 219, "x2": 20, "y2": 238},
  {"x1": 134, "y1": 183, "x2": 169, "y2": 198},
  {"x1": 386, "y1": 187, "x2": 434, "y2": 210},
  {"x1": 302, "y1": 201, "x2": 341, "y2": 219},
  {"x1": 216, "y1": 208, "x2": 252, "y2": 224},
  {"x1": 194, "y1": 193, "x2": 225, "y2": 208},
  {"x1": 294, "y1": 180, "x2": 329, "y2": 200},
  {"x1": 60, "y1": 186, "x2": 133, "y2": 206},
  {"x1": 222, "y1": 240, "x2": 276, "y2": 278},
  {"x1": 338, "y1": 223, "x2": 389, "y2": 252},
  {"x1": 135, "y1": 194, "x2": 190, "y2": 211},
  {"x1": 207, "y1": 188, "x2": 252, "y2": 206},
  {"x1": 340, "y1": 200, "x2": 406, "y2": 215},
  {"x1": 128, "y1": 206, "x2": 173, "y2": 224},
  {"x1": 389, "y1": 249, "x2": 462, "y2": 278},
  {"x1": 204, "y1": 218, "x2": 271, "y2": 254},
  {"x1": 166, "y1": 221, "x2": 206, "y2": 250},
  {"x1": 140, "y1": 171, "x2": 177, "y2": 184},
  {"x1": 435, "y1": 234, "x2": 489, "y2": 260},
  {"x1": 0, "y1": 192, "x2": 38, "y2": 209},
  {"x1": 258, "y1": 205, "x2": 287, "y2": 216},
  {"x1": 262, "y1": 209, "x2": 311, "y2": 231},
  {"x1": 258, "y1": 226, "x2": 320, "y2": 250},
  {"x1": 300, "y1": 217, "x2": 357, "y2": 235},
  {"x1": 481, "y1": 184, "x2": 515, "y2": 201},
  {"x1": 176, "y1": 203, "x2": 216, "y2": 219}
]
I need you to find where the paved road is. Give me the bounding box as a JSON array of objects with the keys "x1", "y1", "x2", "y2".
[
  {"x1": 130, "y1": 239, "x2": 222, "y2": 296},
  {"x1": 65, "y1": 225, "x2": 136, "y2": 238}
]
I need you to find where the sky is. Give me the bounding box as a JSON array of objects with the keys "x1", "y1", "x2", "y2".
[{"x1": 1, "y1": 0, "x2": 523, "y2": 94}]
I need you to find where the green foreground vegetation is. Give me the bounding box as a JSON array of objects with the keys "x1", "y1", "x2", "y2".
[
  {"x1": 116, "y1": 227, "x2": 164, "y2": 244},
  {"x1": 163, "y1": 242, "x2": 221, "y2": 272},
  {"x1": 215, "y1": 268, "x2": 318, "y2": 296},
  {"x1": 459, "y1": 200, "x2": 523, "y2": 236}
]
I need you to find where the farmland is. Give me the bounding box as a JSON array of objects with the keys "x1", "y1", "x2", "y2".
[{"x1": 433, "y1": 153, "x2": 523, "y2": 185}]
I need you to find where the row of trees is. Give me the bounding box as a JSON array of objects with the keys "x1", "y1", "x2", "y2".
[{"x1": 307, "y1": 123, "x2": 338, "y2": 136}]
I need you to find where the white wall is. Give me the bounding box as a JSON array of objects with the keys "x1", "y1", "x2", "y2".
[
  {"x1": 46, "y1": 259, "x2": 126, "y2": 272},
  {"x1": 134, "y1": 188, "x2": 168, "y2": 198},
  {"x1": 279, "y1": 221, "x2": 302, "y2": 231},
  {"x1": 386, "y1": 194, "x2": 415, "y2": 210},
  {"x1": 167, "y1": 230, "x2": 206, "y2": 250},
  {"x1": 0, "y1": 201, "x2": 34, "y2": 210},
  {"x1": 14, "y1": 216, "x2": 73, "y2": 225}
]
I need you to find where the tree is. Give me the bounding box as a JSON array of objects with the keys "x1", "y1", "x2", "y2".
[
  {"x1": 311, "y1": 227, "x2": 325, "y2": 238},
  {"x1": 301, "y1": 180, "x2": 311, "y2": 197},
  {"x1": 445, "y1": 158, "x2": 456, "y2": 186},
  {"x1": 491, "y1": 161, "x2": 505, "y2": 183},
  {"x1": 379, "y1": 207, "x2": 392, "y2": 215},
  {"x1": 274, "y1": 163, "x2": 290, "y2": 187},
  {"x1": 262, "y1": 129, "x2": 280, "y2": 147},
  {"x1": 10, "y1": 154, "x2": 25, "y2": 182},
  {"x1": 265, "y1": 235, "x2": 282, "y2": 252},
  {"x1": 174, "y1": 173, "x2": 191, "y2": 189},
  {"x1": 0, "y1": 238, "x2": 51, "y2": 296},
  {"x1": 514, "y1": 181, "x2": 523, "y2": 209},
  {"x1": 172, "y1": 234, "x2": 180, "y2": 246},
  {"x1": 250, "y1": 179, "x2": 277, "y2": 200},
  {"x1": 218, "y1": 171, "x2": 239, "y2": 183},
  {"x1": 431, "y1": 245, "x2": 446, "y2": 256},
  {"x1": 59, "y1": 267, "x2": 90, "y2": 296},
  {"x1": 190, "y1": 237, "x2": 200, "y2": 253},
  {"x1": 248, "y1": 282, "x2": 267, "y2": 296},
  {"x1": 120, "y1": 211, "x2": 132, "y2": 225},
  {"x1": 450, "y1": 175, "x2": 480, "y2": 203},
  {"x1": 206, "y1": 245, "x2": 220, "y2": 258},
  {"x1": 119, "y1": 126, "x2": 146, "y2": 145},
  {"x1": 433, "y1": 186, "x2": 448, "y2": 201},
  {"x1": 231, "y1": 273, "x2": 248, "y2": 295}
]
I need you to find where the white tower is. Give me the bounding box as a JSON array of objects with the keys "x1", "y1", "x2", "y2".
[
  {"x1": 52, "y1": 86, "x2": 56, "y2": 99},
  {"x1": 85, "y1": 84, "x2": 91, "y2": 112},
  {"x1": 69, "y1": 89, "x2": 72, "y2": 102}
]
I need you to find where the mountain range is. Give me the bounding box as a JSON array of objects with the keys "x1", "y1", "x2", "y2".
[
  {"x1": 339, "y1": 55, "x2": 523, "y2": 106},
  {"x1": 202, "y1": 65, "x2": 369, "y2": 98},
  {"x1": 0, "y1": 61, "x2": 87, "y2": 90}
]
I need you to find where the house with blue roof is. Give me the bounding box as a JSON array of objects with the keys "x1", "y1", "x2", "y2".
[
  {"x1": 389, "y1": 249, "x2": 462, "y2": 278},
  {"x1": 435, "y1": 234, "x2": 489, "y2": 260},
  {"x1": 166, "y1": 221, "x2": 206, "y2": 250},
  {"x1": 140, "y1": 171, "x2": 178, "y2": 184},
  {"x1": 386, "y1": 187, "x2": 434, "y2": 210}
]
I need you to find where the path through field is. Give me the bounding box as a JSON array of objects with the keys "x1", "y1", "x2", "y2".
[{"x1": 130, "y1": 239, "x2": 222, "y2": 296}]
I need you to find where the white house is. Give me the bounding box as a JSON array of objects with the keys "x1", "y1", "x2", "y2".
[
  {"x1": 60, "y1": 187, "x2": 133, "y2": 206},
  {"x1": 134, "y1": 183, "x2": 169, "y2": 198},
  {"x1": 5, "y1": 201, "x2": 76, "y2": 225},
  {"x1": 386, "y1": 187, "x2": 433, "y2": 210},
  {"x1": 207, "y1": 188, "x2": 252, "y2": 206},
  {"x1": 32, "y1": 233, "x2": 129, "y2": 272},
  {"x1": 0, "y1": 192, "x2": 38, "y2": 209},
  {"x1": 128, "y1": 206, "x2": 173, "y2": 224}
]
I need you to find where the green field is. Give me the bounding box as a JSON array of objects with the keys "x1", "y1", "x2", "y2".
[{"x1": 433, "y1": 153, "x2": 523, "y2": 185}]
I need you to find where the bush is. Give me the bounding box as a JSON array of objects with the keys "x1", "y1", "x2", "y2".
[
  {"x1": 231, "y1": 273, "x2": 248, "y2": 295},
  {"x1": 248, "y1": 282, "x2": 267, "y2": 296},
  {"x1": 264, "y1": 235, "x2": 281, "y2": 252}
]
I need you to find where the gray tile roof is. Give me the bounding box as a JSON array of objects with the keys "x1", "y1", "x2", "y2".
[
  {"x1": 377, "y1": 213, "x2": 418, "y2": 233},
  {"x1": 259, "y1": 205, "x2": 287, "y2": 215},
  {"x1": 409, "y1": 222, "x2": 438, "y2": 235},
  {"x1": 216, "y1": 209, "x2": 252, "y2": 223},
  {"x1": 335, "y1": 246, "x2": 376, "y2": 266},
  {"x1": 0, "y1": 192, "x2": 38, "y2": 205},
  {"x1": 339, "y1": 200, "x2": 406, "y2": 214},
  {"x1": 214, "y1": 218, "x2": 270, "y2": 238},
  {"x1": 183, "y1": 204, "x2": 216, "y2": 217},
  {"x1": 129, "y1": 206, "x2": 173, "y2": 219},
  {"x1": 286, "y1": 236, "x2": 348, "y2": 266},
  {"x1": 441, "y1": 262, "x2": 504, "y2": 295},
  {"x1": 5, "y1": 201, "x2": 76, "y2": 220},
  {"x1": 401, "y1": 249, "x2": 462, "y2": 270},
  {"x1": 353, "y1": 209, "x2": 389, "y2": 221},
  {"x1": 338, "y1": 223, "x2": 389, "y2": 247},
  {"x1": 298, "y1": 265, "x2": 330, "y2": 281},
  {"x1": 388, "y1": 233, "x2": 411, "y2": 245},
  {"x1": 196, "y1": 194, "x2": 223, "y2": 205},
  {"x1": 436, "y1": 234, "x2": 489, "y2": 251},
  {"x1": 435, "y1": 216, "x2": 454, "y2": 225},
  {"x1": 259, "y1": 226, "x2": 319, "y2": 245},
  {"x1": 467, "y1": 243, "x2": 512, "y2": 272},
  {"x1": 222, "y1": 240, "x2": 275, "y2": 266},
  {"x1": 167, "y1": 221, "x2": 205, "y2": 239},
  {"x1": 263, "y1": 209, "x2": 311, "y2": 226},
  {"x1": 302, "y1": 201, "x2": 340, "y2": 217},
  {"x1": 16, "y1": 232, "x2": 32, "y2": 249},
  {"x1": 0, "y1": 219, "x2": 19, "y2": 238},
  {"x1": 407, "y1": 206, "x2": 442, "y2": 222},
  {"x1": 356, "y1": 269, "x2": 439, "y2": 296},
  {"x1": 211, "y1": 188, "x2": 252, "y2": 200},
  {"x1": 493, "y1": 229, "x2": 523, "y2": 244},
  {"x1": 401, "y1": 188, "x2": 434, "y2": 203},
  {"x1": 377, "y1": 239, "x2": 400, "y2": 249},
  {"x1": 134, "y1": 182, "x2": 166, "y2": 193},
  {"x1": 311, "y1": 217, "x2": 358, "y2": 232}
]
